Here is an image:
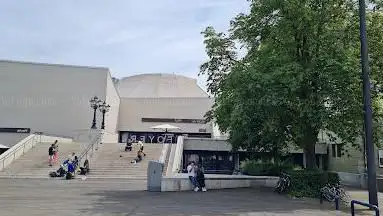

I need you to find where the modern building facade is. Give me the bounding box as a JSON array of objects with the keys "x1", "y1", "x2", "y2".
[
  {"x1": 0, "y1": 60, "x2": 212, "y2": 148},
  {"x1": 1, "y1": 59, "x2": 379, "y2": 178},
  {"x1": 116, "y1": 74, "x2": 213, "y2": 144}
]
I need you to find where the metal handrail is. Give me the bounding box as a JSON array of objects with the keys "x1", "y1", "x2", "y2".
[
  {"x1": 351, "y1": 200, "x2": 379, "y2": 216},
  {"x1": 0, "y1": 133, "x2": 40, "y2": 170},
  {"x1": 78, "y1": 132, "x2": 102, "y2": 163}
]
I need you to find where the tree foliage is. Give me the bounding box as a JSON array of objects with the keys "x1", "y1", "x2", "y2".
[{"x1": 200, "y1": 0, "x2": 383, "y2": 168}]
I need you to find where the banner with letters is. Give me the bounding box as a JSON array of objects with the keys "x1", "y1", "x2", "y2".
[{"x1": 119, "y1": 131, "x2": 211, "y2": 144}]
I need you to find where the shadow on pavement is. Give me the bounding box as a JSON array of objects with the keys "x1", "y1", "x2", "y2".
[{"x1": 80, "y1": 187, "x2": 351, "y2": 216}]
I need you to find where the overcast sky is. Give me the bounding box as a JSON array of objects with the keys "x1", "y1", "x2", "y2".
[{"x1": 0, "y1": 0, "x2": 249, "y2": 87}]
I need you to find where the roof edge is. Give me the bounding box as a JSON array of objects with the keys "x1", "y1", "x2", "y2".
[{"x1": 0, "y1": 59, "x2": 109, "y2": 71}]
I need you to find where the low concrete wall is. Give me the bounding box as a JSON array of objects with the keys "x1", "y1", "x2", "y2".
[
  {"x1": 101, "y1": 131, "x2": 119, "y2": 143},
  {"x1": 161, "y1": 174, "x2": 278, "y2": 192},
  {"x1": 73, "y1": 129, "x2": 101, "y2": 143},
  {"x1": 40, "y1": 135, "x2": 72, "y2": 143},
  {"x1": 337, "y1": 172, "x2": 367, "y2": 189}
]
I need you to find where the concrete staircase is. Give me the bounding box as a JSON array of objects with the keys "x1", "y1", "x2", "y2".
[
  {"x1": 0, "y1": 142, "x2": 83, "y2": 178},
  {"x1": 88, "y1": 143, "x2": 163, "y2": 179}
]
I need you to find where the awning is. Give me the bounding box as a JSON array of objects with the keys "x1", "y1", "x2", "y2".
[{"x1": 150, "y1": 124, "x2": 181, "y2": 132}]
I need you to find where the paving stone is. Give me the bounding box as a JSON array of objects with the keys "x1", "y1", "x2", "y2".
[{"x1": 0, "y1": 179, "x2": 352, "y2": 216}]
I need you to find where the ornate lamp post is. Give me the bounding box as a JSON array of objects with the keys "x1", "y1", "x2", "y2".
[
  {"x1": 90, "y1": 96, "x2": 102, "y2": 129},
  {"x1": 99, "y1": 101, "x2": 110, "y2": 130}
]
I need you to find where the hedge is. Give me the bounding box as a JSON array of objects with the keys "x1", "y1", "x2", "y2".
[
  {"x1": 241, "y1": 160, "x2": 297, "y2": 176},
  {"x1": 286, "y1": 170, "x2": 340, "y2": 198}
]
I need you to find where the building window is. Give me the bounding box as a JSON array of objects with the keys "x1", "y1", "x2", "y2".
[
  {"x1": 378, "y1": 150, "x2": 383, "y2": 168},
  {"x1": 332, "y1": 144, "x2": 336, "y2": 157},
  {"x1": 336, "y1": 145, "x2": 342, "y2": 157},
  {"x1": 332, "y1": 144, "x2": 342, "y2": 158}
]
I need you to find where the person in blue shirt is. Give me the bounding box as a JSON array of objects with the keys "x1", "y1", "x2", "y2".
[{"x1": 66, "y1": 162, "x2": 75, "y2": 179}]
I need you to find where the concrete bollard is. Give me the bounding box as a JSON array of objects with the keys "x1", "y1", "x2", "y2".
[{"x1": 147, "y1": 160, "x2": 163, "y2": 192}]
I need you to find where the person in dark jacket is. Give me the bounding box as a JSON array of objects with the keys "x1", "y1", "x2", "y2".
[
  {"x1": 195, "y1": 166, "x2": 207, "y2": 192},
  {"x1": 80, "y1": 159, "x2": 90, "y2": 175},
  {"x1": 48, "y1": 144, "x2": 54, "y2": 166},
  {"x1": 125, "y1": 139, "x2": 132, "y2": 152}
]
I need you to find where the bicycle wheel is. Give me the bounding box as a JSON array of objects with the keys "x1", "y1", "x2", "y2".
[
  {"x1": 279, "y1": 181, "x2": 286, "y2": 193},
  {"x1": 322, "y1": 187, "x2": 335, "y2": 202},
  {"x1": 275, "y1": 179, "x2": 283, "y2": 192},
  {"x1": 337, "y1": 188, "x2": 351, "y2": 203}
]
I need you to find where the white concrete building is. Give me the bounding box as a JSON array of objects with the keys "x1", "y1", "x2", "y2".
[
  {"x1": 116, "y1": 74, "x2": 213, "y2": 143},
  {"x1": 0, "y1": 60, "x2": 120, "y2": 147},
  {"x1": 0, "y1": 60, "x2": 212, "y2": 147}
]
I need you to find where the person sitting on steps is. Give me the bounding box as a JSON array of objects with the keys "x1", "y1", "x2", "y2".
[
  {"x1": 66, "y1": 161, "x2": 76, "y2": 180},
  {"x1": 80, "y1": 159, "x2": 90, "y2": 175},
  {"x1": 49, "y1": 165, "x2": 66, "y2": 178},
  {"x1": 131, "y1": 150, "x2": 144, "y2": 164},
  {"x1": 125, "y1": 139, "x2": 132, "y2": 152},
  {"x1": 138, "y1": 141, "x2": 146, "y2": 156}
]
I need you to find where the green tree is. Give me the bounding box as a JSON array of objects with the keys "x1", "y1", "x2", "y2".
[{"x1": 200, "y1": 0, "x2": 383, "y2": 168}]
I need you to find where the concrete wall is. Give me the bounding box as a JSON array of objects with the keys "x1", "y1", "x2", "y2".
[
  {"x1": 0, "y1": 133, "x2": 29, "y2": 148},
  {"x1": 161, "y1": 174, "x2": 278, "y2": 192},
  {"x1": 184, "y1": 137, "x2": 328, "y2": 154},
  {"x1": 328, "y1": 142, "x2": 364, "y2": 174},
  {"x1": 103, "y1": 72, "x2": 120, "y2": 142},
  {"x1": 184, "y1": 137, "x2": 232, "y2": 151},
  {"x1": 0, "y1": 60, "x2": 108, "y2": 141},
  {"x1": 118, "y1": 97, "x2": 213, "y2": 133}
]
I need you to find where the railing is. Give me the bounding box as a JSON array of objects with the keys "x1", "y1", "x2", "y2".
[
  {"x1": 351, "y1": 200, "x2": 380, "y2": 216},
  {"x1": 78, "y1": 131, "x2": 102, "y2": 164},
  {"x1": 171, "y1": 136, "x2": 184, "y2": 173},
  {"x1": 0, "y1": 133, "x2": 41, "y2": 171}
]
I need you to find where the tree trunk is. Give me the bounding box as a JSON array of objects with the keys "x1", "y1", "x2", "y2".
[
  {"x1": 302, "y1": 126, "x2": 319, "y2": 169},
  {"x1": 304, "y1": 143, "x2": 317, "y2": 169}
]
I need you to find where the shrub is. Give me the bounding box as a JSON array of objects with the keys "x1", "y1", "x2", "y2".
[
  {"x1": 241, "y1": 160, "x2": 299, "y2": 176},
  {"x1": 286, "y1": 169, "x2": 340, "y2": 198}
]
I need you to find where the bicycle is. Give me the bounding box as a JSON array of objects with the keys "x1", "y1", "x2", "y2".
[
  {"x1": 320, "y1": 183, "x2": 350, "y2": 204},
  {"x1": 275, "y1": 172, "x2": 291, "y2": 193}
]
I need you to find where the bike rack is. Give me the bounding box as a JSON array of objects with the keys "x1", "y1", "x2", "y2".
[
  {"x1": 351, "y1": 200, "x2": 379, "y2": 216},
  {"x1": 320, "y1": 190, "x2": 340, "y2": 210}
]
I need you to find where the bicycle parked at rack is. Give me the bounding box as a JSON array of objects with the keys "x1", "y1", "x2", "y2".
[
  {"x1": 320, "y1": 183, "x2": 350, "y2": 204},
  {"x1": 275, "y1": 172, "x2": 291, "y2": 193}
]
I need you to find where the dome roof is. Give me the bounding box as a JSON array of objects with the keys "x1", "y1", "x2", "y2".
[{"x1": 116, "y1": 73, "x2": 208, "y2": 98}]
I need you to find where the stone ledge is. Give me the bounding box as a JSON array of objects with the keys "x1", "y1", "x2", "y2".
[{"x1": 161, "y1": 174, "x2": 278, "y2": 192}]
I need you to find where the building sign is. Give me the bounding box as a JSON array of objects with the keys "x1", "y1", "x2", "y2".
[
  {"x1": 119, "y1": 131, "x2": 211, "y2": 144},
  {"x1": 0, "y1": 128, "x2": 31, "y2": 133},
  {"x1": 141, "y1": 118, "x2": 207, "y2": 124}
]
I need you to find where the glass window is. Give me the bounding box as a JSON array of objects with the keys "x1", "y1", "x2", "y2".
[
  {"x1": 332, "y1": 144, "x2": 336, "y2": 157},
  {"x1": 336, "y1": 145, "x2": 342, "y2": 157}
]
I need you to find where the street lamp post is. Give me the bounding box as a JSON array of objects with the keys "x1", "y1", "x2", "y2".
[
  {"x1": 358, "y1": 0, "x2": 378, "y2": 206},
  {"x1": 99, "y1": 101, "x2": 110, "y2": 130},
  {"x1": 90, "y1": 96, "x2": 102, "y2": 129}
]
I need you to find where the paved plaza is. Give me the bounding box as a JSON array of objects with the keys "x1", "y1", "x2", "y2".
[{"x1": 0, "y1": 178, "x2": 359, "y2": 216}]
